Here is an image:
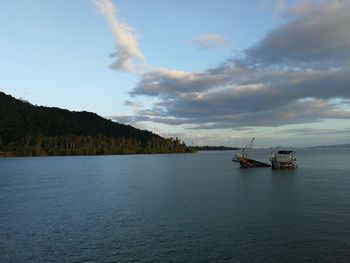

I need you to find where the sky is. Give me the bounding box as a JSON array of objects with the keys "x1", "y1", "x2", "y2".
[{"x1": 1, "y1": 0, "x2": 350, "y2": 147}]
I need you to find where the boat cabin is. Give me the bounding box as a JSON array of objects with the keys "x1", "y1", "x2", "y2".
[{"x1": 270, "y1": 150, "x2": 297, "y2": 169}]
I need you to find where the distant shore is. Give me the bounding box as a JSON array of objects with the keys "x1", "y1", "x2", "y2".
[
  {"x1": 0, "y1": 148, "x2": 196, "y2": 158},
  {"x1": 190, "y1": 146, "x2": 240, "y2": 151}
]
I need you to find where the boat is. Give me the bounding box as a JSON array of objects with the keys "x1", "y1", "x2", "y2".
[
  {"x1": 232, "y1": 138, "x2": 271, "y2": 168},
  {"x1": 269, "y1": 150, "x2": 297, "y2": 169}
]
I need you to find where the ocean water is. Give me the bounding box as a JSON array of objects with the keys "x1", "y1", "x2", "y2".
[{"x1": 1, "y1": 149, "x2": 350, "y2": 262}]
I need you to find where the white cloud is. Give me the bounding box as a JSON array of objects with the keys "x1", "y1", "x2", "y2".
[
  {"x1": 125, "y1": 1, "x2": 350, "y2": 131},
  {"x1": 272, "y1": 0, "x2": 287, "y2": 17},
  {"x1": 190, "y1": 34, "x2": 226, "y2": 49},
  {"x1": 93, "y1": 0, "x2": 145, "y2": 72},
  {"x1": 123, "y1": 100, "x2": 143, "y2": 109},
  {"x1": 246, "y1": 0, "x2": 350, "y2": 67},
  {"x1": 130, "y1": 67, "x2": 229, "y2": 97},
  {"x1": 96, "y1": 0, "x2": 350, "y2": 145}
]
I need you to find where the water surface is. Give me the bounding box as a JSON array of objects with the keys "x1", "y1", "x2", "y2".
[{"x1": 1, "y1": 149, "x2": 350, "y2": 262}]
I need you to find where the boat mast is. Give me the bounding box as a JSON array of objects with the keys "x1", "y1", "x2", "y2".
[{"x1": 243, "y1": 137, "x2": 255, "y2": 158}]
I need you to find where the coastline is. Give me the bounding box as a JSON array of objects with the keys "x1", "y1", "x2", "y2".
[{"x1": 0, "y1": 149, "x2": 197, "y2": 158}]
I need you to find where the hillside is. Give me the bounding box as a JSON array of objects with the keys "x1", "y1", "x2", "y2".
[
  {"x1": 306, "y1": 144, "x2": 350, "y2": 149},
  {"x1": 0, "y1": 92, "x2": 191, "y2": 156}
]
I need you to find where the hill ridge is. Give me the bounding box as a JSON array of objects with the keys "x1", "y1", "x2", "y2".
[{"x1": 0, "y1": 92, "x2": 191, "y2": 156}]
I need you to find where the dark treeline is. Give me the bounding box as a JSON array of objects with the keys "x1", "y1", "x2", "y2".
[
  {"x1": 191, "y1": 146, "x2": 240, "y2": 151},
  {"x1": 0, "y1": 92, "x2": 192, "y2": 157},
  {"x1": 1, "y1": 135, "x2": 189, "y2": 157}
]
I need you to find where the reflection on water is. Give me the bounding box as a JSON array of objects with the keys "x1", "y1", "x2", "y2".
[{"x1": 1, "y1": 149, "x2": 350, "y2": 262}]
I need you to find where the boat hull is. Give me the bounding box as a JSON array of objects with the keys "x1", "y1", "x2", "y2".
[
  {"x1": 237, "y1": 157, "x2": 271, "y2": 168},
  {"x1": 270, "y1": 161, "x2": 297, "y2": 169}
]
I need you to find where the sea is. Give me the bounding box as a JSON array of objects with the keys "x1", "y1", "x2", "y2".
[{"x1": 1, "y1": 149, "x2": 350, "y2": 262}]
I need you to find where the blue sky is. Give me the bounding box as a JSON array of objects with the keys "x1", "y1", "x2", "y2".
[{"x1": 1, "y1": 0, "x2": 350, "y2": 147}]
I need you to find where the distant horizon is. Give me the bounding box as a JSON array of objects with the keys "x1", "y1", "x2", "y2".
[{"x1": 1, "y1": 0, "x2": 349, "y2": 148}]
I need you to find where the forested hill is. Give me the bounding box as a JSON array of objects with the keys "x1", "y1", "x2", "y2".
[{"x1": 0, "y1": 92, "x2": 191, "y2": 156}]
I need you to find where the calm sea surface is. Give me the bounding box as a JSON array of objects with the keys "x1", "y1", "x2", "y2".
[{"x1": 1, "y1": 149, "x2": 350, "y2": 262}]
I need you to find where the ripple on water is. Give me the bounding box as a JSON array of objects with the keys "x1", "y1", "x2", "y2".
[{"x1": 1, "y1": 151, "x2": 350, "y2": 262}]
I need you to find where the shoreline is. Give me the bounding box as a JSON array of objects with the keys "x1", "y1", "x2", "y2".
[{"x1": 0, "y1": 150, "x2": 197, "y2": 158}]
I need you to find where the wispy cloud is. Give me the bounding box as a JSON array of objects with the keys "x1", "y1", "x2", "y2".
[
  {"x1": 93, "y1": 0, "x2": 350, "y2": 145},
  {"x1": 190, "y1": 34, "x2": 226, "y2": 49},
  {"x1": 93, "y1": 0, "x2": 145, "y2": 72},
  {"x1": 130, "y1": 67, "x2": 230, "y2": 97},
  {"x1": 272, "y1": 0, "x2": 287, "y2": 17},
  {"x1": 123, "y1": 100, "x2": 143, "y2": 108},
  {"x1": 125, "y1": 0, "x2": 350, "y2": 131},
  {"x1": 283, "y1": 127, "x2": 350, "y2": 136}
]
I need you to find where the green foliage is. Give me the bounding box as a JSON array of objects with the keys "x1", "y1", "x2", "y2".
[{"x1": 0, "y1": 92, "x2": 191, "y2": 157}]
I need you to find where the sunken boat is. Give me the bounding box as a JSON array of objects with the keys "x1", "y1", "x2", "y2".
[{"x1": 232, "y1": 138, "x2": 271, "y2": 168}]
